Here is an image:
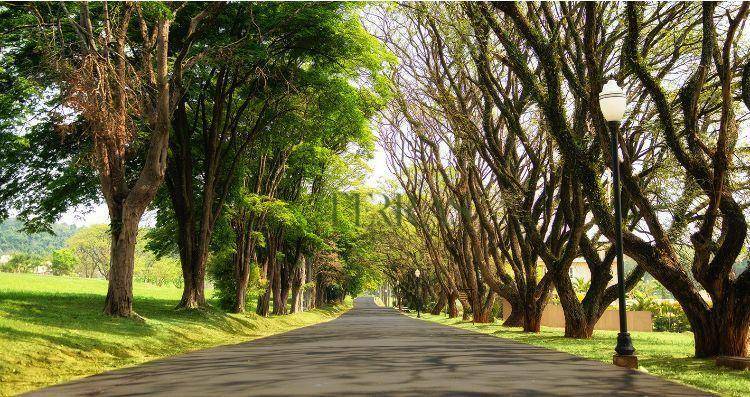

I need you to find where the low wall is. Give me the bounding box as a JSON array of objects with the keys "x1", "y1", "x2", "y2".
[{"x1": 500, "y1": 300, "x2": 653, "y2": 332}]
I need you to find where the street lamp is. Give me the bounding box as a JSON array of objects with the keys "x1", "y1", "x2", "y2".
[
  {"x1": 600, "y1": 79, "x2": 638, "y2": 369},
  {"x1": 395, "y1": 281, "x2": 400, "y2": 310},
  {"x1": 414, "y1": 269, "x2": 421, "y2": 318}
]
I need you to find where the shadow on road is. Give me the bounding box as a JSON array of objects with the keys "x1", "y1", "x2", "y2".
[{"x1": 25, "y1": 297, "x2": 712, "y2": 396}]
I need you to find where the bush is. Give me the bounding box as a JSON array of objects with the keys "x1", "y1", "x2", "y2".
[
  {"x1": 1, "y1": 253, "x2": 45, "y2": 273},
  {"x1": 135, "y1": 254, "x2": 182, "y2": 287},
  {"x1": 50, "y1": 248, "x2": 78, "y2": 276},
  {"x1": 628, "y1": 295, "x2": 690, "y2": 333},
  {"x1": 208, "y1": 248, "x2": 260, "y2": 311},
  {"x1": 652, "y1": 301, "x2": 691, "y2": 333},
  {"x1": 627, "y1": 280, "x2": 690, "y2": 333}
]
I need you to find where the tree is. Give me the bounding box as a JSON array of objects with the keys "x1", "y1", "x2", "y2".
[
  {"x1": 377, "y1": 5, "x2": 565, "y2": 326},
  {"x1": 66, "y1": 225, "x2": 111, "y2": 279},
  {"x1": 50, "y1": 248, "x2": 78, "y2": 276},
  {"x1": 2, "y1": 2, "x2": 227, "y2": 316},
  {"x1": 458, "y1": 2, "x2": 646, "y2": 337},
  {"x1": 481, "y1": 2, "x2": 750, "y2": 356},
  {"x1": 30, "y1": 3, "x2": 170, "y2": 316},
  {"x1": 144, "y1": 2, "x2": 387, "y2": 310},
  {"x1": 0, "y1": 253, "x2": 44, "y2": 273}
]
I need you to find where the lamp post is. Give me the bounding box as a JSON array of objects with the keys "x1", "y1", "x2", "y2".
[
  {"x1": 599, "y1": 79, "x2": 637, "y2": 369},
  {"x1": 395, "y1": 280, "x2": 400, "y2": 310},
  {"x1": 414, "y1": 269, "x2": 421, "y2": 318}
]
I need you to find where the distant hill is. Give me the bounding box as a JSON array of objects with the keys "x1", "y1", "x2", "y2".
[{"x1": 0, "y1": 218, "x2": 78, "y2": 255}]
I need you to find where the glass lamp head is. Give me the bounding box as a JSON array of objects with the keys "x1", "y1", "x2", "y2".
[{"x1": 599, "y1": 79, "x2": 626, "y2": 122}]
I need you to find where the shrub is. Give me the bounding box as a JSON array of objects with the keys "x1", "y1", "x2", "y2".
[
  {"x1": 208, "y1": 248, "x2": 261, "y2": 311},
  {"x1": 627, "y1": 280, "x2": 690, "y2": 332},
  {"x1": 1, "y1": 253, "x2": 45, "y2": 273},
  {"x1": 652, "y1": 301, "x2": 691, "y2": 333},
  {"x1": 50, "y1": 248, "x2": 78, "y2": 276},
  {"x1": 135, "y1": 254, "x2": 182, "y2": 287},
  {"x1": 628, "y1": 296, "x2": 690, "y2": 332}
]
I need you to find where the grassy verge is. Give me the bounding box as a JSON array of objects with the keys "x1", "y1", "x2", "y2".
[
  {"x1": 409, "y1": 312, "x2": 748, "y2": 397},
  {"x1": 0, "y1": 273, "x2": 351, "y2": 396}
]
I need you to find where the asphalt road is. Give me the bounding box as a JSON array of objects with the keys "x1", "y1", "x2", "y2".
[{"x1": 26, "y1": 296, "x2": 710, "y2": 396}]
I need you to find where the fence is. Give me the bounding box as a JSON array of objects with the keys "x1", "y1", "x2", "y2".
[{"x1": 500, "y1": 299, "x2": 653, "y2": 332}]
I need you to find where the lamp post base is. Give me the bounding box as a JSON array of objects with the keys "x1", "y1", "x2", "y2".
[
  {"x1": 615, "y1": 332, "x2": 635, "y2": 356},
  {"x1": 613, "y1": 354, "x2": 638, "y2": 369}
]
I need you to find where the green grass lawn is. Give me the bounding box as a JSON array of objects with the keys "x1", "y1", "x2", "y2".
[
  {"x1": 0, "y1": 272, "x2": 351, "y2": 396},
  {"x1": 409, "y1": 312, "x2": 748, "y2": 397}
]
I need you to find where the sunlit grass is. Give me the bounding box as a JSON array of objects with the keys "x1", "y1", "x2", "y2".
[
  {"x1": 0, "y1": 272, "x2": 351, "y2": 396},
  {"x1": 410, "y1": 312, "x2": 748, "y2": 397}
]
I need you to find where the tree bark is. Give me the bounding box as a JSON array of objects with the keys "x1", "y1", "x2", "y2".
[
  {"x1": 256, "y1": 288, "x2": 270, "y2": 317},
  {"x1": 460, "y1": 299, "x2": 471, "y2": 321},
  {"x1": 101, "y1": 18, "x2": 171, "y2": 317},
  {"x1": 315, "y1": 275, "x2": 326, "y2": 307},
  {"x1": 290, "y1": 256, "x2": 305, "y2": 313},
  {"x1": 689, "y1": 300, "x2": 750, "y2": 357},
  {"x1": 272, "y1": 261, "x2": 286, "y2": 315},
  {"x1": 234, "y1": 278, "x2": 248, "y2": 313},
  {"x1": 446, "y1": 293, "x2": 459, "y2": 318},
  {"x1": 103, "y1": 218, "x2": 139, "y2": 316},
  {"x1": 302, "y1": 253, "x2": 315, "y2": 310},
  {"x1": 523, "y1": 304, "x2": 543, "y2": 333},
  {"x1": 256, "y1": 253, "x2": 272, "y2": 317},
  {"x1": 503, "y1": 299, "x2": 524, "y2": 327},
  {"x1": 430, "y1": 293, "x2": 446, "y2": 315},
  {"x1": 232, "y1": 216, "x2": 256, "y2": 313},
  {"x1": 233, "y1": 248, "x2": 250, "y2": 313}
]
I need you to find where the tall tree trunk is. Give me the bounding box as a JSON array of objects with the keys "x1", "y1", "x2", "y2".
[
  {"x1": 290, "y1": 257, "x2": 305, "y2": 313},
  {"x1": 235, "y1": 277, "x2": 248, "y2": 313},
  {"x1": 523, "y1": 312, "x2": 542, "y2": 333},
  {"x1": 101, "y1": 18, "x2": 171, "y2": 317},
  {"x1": 233, "y1": 246, "x2": 250, "y2": 313},
  {"x1": 431, "y1": 294, "x2": 446, "y2": 315},
  {"x1": 472, "y1": 292, "x2": 496, "y2": 323},
  {"x1": 460, "y1": 299, "x2": 471, "y2": 320},
  {"x1": 290, "y1": 284, "x2": 302, "y2": 313},
  {"x1": 315, "y1": 273, "x2": 326, "y2": 307},
  {"x1": 688, "y1": 300, "x2": 750, "y2": 357},
  {"x1": 446, "y1": 294, "x2": 459, "y2": 318},
  {"x1": 256, "y1": 254, "x2": 273, "y2": 317},
  {"x1": 180, "y1": 253, "x2": 207, "y2": 309},
  {"x1": 233, "y1": 219, "x2": 256, "y2": 313},
  {"x1": 302, "y1": 253, "x2": 315, "y2": 310},
  {"x1": 522, "y1": 299, "x2": 544, "y2": 333},
  {"x1": 554, "y1": 270, "x2": 594, "y2": 338},
  {"x1": 503, "y1": 299, "x2": 525, "y2": 327},
  {"x1": 272, "y1": 262, "x2": 286, "y2": 315},
  {"x1": 562, "y1": 309, "x2": 594, "y2": 339},
  {"x1": 256, "y1": 288, "x2": 270, "y2": 317},
  {"x1": 103, "y1": 217, "x2": 138, "y2": 316},
  {"x1": 167, "y1": 100, "x2": 208, "y2": 311}
]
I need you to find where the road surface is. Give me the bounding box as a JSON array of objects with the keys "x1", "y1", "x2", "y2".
[{"x1": 26, "y1": 296, "x2": 710, "y2": 396}]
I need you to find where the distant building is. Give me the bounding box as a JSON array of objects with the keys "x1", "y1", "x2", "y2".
[
  {"x1": 567, "y1": 257, "x2": 607, "y2": 283},
  {"x1": 539, "y1": 257, "x2": 617, "y2": 286},
  {"x1": 33, "y1": 261, "x2": 52, "y2": 275}
]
